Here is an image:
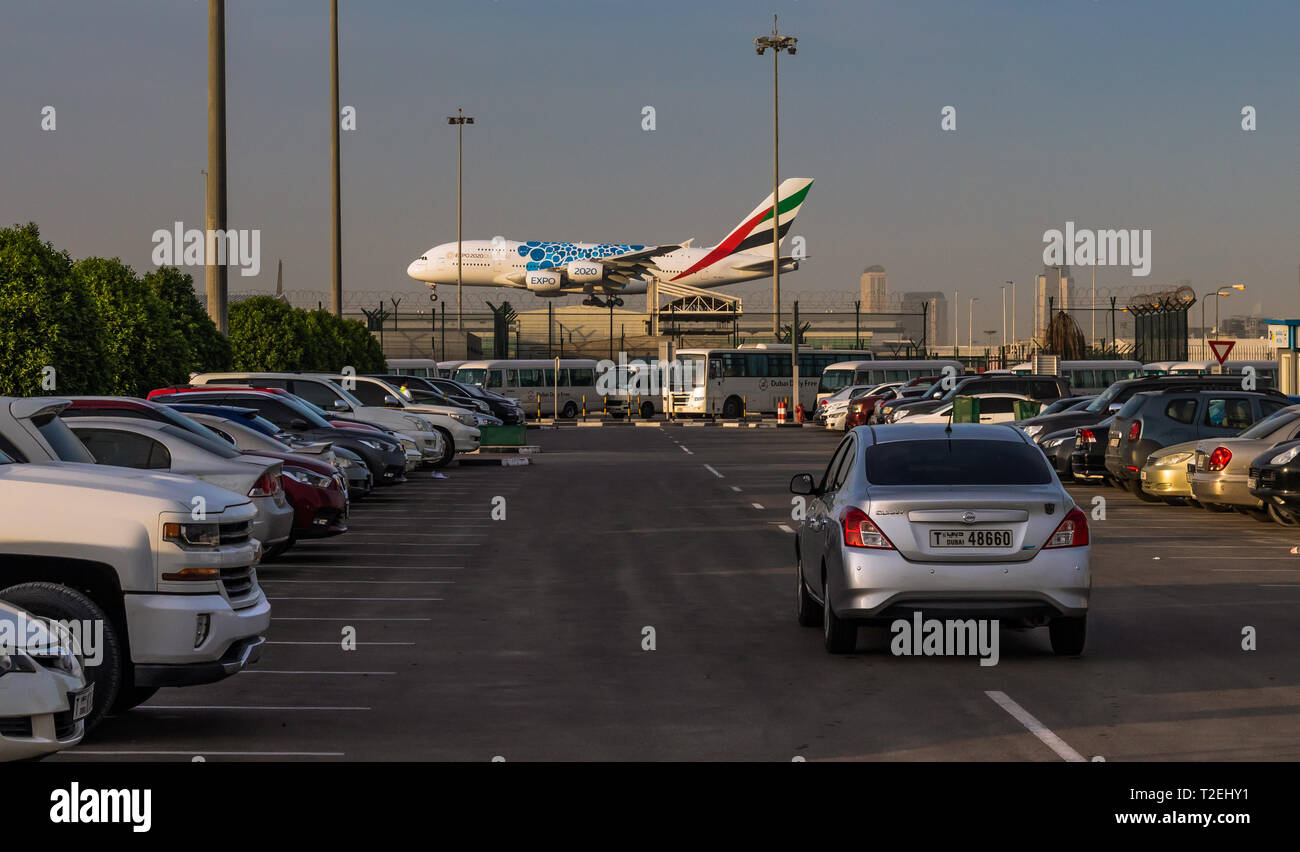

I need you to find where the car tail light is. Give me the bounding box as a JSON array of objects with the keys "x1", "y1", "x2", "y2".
[
  {"x1": 249, "y1": 471, "x2": 282, "y2": 497},
  {"x1": 842, "y1": 506, "x2": 894, "y2": 549},
  {"x1": 1044, "y1": 507, "x2": 1089, "y2": 548},
  {"x1": 1127, "y1": 421, "x2": 1141, "y2": 442},
  {"x1": 1078, "y1": 428, "x2": 1096, "y2": 444},
  {"x1": 1207, "y1": 446, "x2": 1232, "y2": 471}
]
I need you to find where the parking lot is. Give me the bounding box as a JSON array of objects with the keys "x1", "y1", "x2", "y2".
[{"x1": 47, "y1": 425, "x2": 1300, "y2": 762}]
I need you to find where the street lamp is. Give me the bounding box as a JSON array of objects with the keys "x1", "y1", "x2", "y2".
[
  {"x1": 1000, "y1": 283, "x2": 1007, "y2": 348},
  {"x1": 968, "y1": 296, "x2": 979, "y2": 352},
  {"x1": 754, "y1": 15, "x2": 796, "y2": 336},
  {"x1": 1200, "y1": 284, "x2": 1245, "y2": 351},
  {"x1": 447, "y1": 108, "x2": 475, "y2": 330}
]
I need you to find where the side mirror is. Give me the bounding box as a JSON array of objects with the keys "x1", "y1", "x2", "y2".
[
  {"x1": 332, "y1": 399, "x2": 350, "y2": 411},
  {"x1": 382, "y1": 394, "x2": 401, "y2": 406},
  {"x1": 789, "y1": 473, "x2": 816, "y2": 495},
  {"x1": 289, "y1": 418, "x2": 310, "y2": 431},
  {"x1": 1108, "y1": 403, "x2": 1122, "y2": 412}
]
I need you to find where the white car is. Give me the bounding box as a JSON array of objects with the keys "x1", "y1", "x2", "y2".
[
  {"x1": 316, "y1": 374, "x2": 482, "y2": 459},
  {"x1": 0, "y1": 601, "x2": 92, "y2": 761},
  {"x1": 892, "y1": 393, "x2": 1032, "y2": 425}
]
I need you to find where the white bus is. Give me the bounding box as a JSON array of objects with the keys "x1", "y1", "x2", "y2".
[
  {"x1": 816, "y1": 359, "x2": 964, "y2": 404},
  {"x1": 1005, "y1": 360, "x2": 1141, "y2": 394},
  {"x1": 384, "y1": 358, "x2": 440, "y2": 378},
  {"x1": 453, "y1": 358, "x2": 612, "y2": 417},
  {"x1": 666, "y1": 345, "x2": 874, "y2": 417},
  {"x1": 1168, "y1": 360, "x2": 1278, "y2": 385},
  {"x1": 436, "y1": 360, "x2": 469, "y2": 379}
]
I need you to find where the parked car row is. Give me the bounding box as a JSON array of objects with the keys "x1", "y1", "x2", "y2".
[
  {"x1": 1014, "y1": 374, "x2": 1300, "y2": 525},
  {"x1": 0, "y1": 371, "x2": 514, "y2": 761}
]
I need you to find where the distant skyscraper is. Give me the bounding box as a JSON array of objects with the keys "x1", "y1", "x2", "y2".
[
  {"x1": 901, "y1": 290, "x2": 949, "y2": 347},
  {"x1": 1034, "y1": 265, "x2": 1074, "y2": 338},
  {"x1": 860, "y1": 265, "x2": 888, "y2": 312}
]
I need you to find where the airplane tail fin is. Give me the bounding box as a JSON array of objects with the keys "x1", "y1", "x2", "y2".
[{"x1": 708, "y1": 177, "x2": 813, "y2": 259}]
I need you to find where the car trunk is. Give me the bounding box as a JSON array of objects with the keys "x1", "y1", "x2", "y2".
[{"x1": 865, "y1": 484, "x2": 1068, "y2": 563}]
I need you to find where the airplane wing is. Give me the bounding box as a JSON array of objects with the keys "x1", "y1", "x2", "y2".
[{"x1": 591, "y1": 244, "x2": 680, "y2": 288}]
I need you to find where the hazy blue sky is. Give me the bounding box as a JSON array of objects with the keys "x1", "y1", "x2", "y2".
[{"x1": 4, "y1": 0, "x2": 1299, "y2": 334}]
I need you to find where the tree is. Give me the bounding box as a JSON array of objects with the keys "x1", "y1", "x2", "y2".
[
  {"x1": 144, "y1": 266, "x2": 231, "y2": 374},
  {"x1": 228, "y1": 296, "x2": 309, "y2": 371},
  {"x1": 72, "y1": 256, "x2": 190, "y2": 396},
  {"x1": 1044, "y1": 311, "x2": 1087, "y2": 360},
  {"x1": 0, "y1": 223, "x2": 114, "y2": 396}
]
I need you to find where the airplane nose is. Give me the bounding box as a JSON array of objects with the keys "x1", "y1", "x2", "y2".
[{"x1": 406, "y1": 258, "x2": 424, "y2": 280}]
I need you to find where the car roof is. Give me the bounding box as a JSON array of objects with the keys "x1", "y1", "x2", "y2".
[{"x1": 859, "y1": 422, "x2": 1029, "y2": 445}]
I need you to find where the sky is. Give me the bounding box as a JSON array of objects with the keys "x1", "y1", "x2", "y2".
[{"x1": 3, "y1": 0, "x2": 1299, "y2": 335}]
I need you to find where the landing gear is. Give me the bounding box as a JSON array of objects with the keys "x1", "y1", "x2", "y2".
[{"x1": 582, "y1": 296, "x2": 624, "y2": 308}]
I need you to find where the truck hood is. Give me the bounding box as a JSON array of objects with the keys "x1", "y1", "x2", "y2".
[{"x1": 0, "y1": 461, "x2": 249, "y2": 513}]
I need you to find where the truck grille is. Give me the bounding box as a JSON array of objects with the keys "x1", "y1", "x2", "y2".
[
  {"x1": 1250, "y1": 467, "x2": 1276, "y2": 486},
  {"x1": 220, "y1": 565, "x2": 260, "y2": 608},
  {"x1": 219, "y1": 521, "x2": 252, "y2": 545}
]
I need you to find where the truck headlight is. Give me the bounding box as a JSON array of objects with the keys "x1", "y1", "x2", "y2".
[
  {"x1": 163, "y1": 522, "x2": 221, "y2": 548},
  {"x1": 403, "y1": 415, "x2": 426, "y2": 430},
  {"x1": 1271, "y1": 445, "x2": 1300, "y2": 466},
  {"x1": 454, "y1": 412, "x2": 475, "y2": 426},
  {"x1": 0, "y1": 651, "x2": 37, "y2": 676}
]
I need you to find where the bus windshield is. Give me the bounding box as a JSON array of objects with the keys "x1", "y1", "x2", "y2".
[{"x1": 818, "y1": 368, "x2": 856, "y2": 395}]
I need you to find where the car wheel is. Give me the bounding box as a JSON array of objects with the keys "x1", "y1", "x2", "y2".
[
  {"x1": 1048, "y1": 614, "x2": 1087, "y2": 656},
  {"x1": 640, "y1": 401, "x2": 655, "y2": 419},
  {"x1": 430, "y1": 428, "x2": 455, "y2": 468},
  {"x1": 721, "y1": 396, "x2": 743, "y2": 419},
  {"x1": 1267, "y1": 503, "x2": 1299, "y2": 526},
  {"x1": 262, "y1": 540, "x2": 290, "y2": 560},
  {"x1": 796, "y1": 550, "x2": 819, "y2": 627},
  {"x1": 822, "y1": 574, "x2": 857, "y2": 653},
  {"x1": 0, "y1": 582, "x2": 122, "y2": 732},
  {"x1": 1204, "y1": 502, "x2": 1233, "y2": 512},
  {"x1": 1245, "y1": 506, "x2": 1271, "y2": 522},
  {"x1": 561, "y1": 401, "x2": 578, "y2": 419}
]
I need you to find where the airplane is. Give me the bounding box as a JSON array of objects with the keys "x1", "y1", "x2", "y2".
[{"x1": 406, "y1": 178, "x2": 813, "y2": 307}]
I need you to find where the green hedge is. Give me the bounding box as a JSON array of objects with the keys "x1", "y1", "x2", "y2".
[{"x1": 0, "y1": 223, "x2": 384, "y2": 397}]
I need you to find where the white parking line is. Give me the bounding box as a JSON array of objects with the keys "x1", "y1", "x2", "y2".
[
  {"x1": 778, "y1": 524, "x2": 794, "y2": 533},
  {"x1": 731, "y1": 486, "x2": 742, "y2": 492},
  {"x1": 680, "y1": 445, "x2": 693, "y2": 454},
  {"x1": 267, "y1": 596, "x2": 443, "y2": 601},
  {"x1": 751, "y1": 502, "x2": 764, "y2": 510},
  {"x1": 240, "y1": 670, "x2": 396, "y2": 675},
  {"x1": 138, "y1": 706, "x2": 371, "y2": 711},
  {"x1": 985, "y1": 690, "x2": 1086, "y2": 762},
  {"x1": 65, "y1": 750, "x2": 346, "y2": 757},
  {"x1": 703, "y1": 464, "x2": 723, "y2": 478}
]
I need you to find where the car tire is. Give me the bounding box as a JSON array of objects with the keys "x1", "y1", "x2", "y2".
[
  {"x1": 796, "y1": 551, "x2": 819, "y2": 628},
  {"x1": 640, "y1": 401, "x2": 655, "y2": 419},
  {"x1": 1048, "y1": 614, "x2": 1087, "y2": 656},
  {"x1": 721, "y1": 396, "x2": 744, "y2": 419},
  {"x1": 1267, "y1": 503, "x2": 1299, "y2": 526},
  {"x1": 1204, "y1": 502, "x2": 1233, "y2": 512},
  {"x1": 822, "y1": 575, "x2": 857, "y2": 653},
  {"x1": 1245, "y1": 506, "x2": 1271, "y2": 522},
  {"x1": 561, "y1": 401, "x2": 578, "y2": 419},
  {"x1": 262, "y1": 540, "x2": 290, "y2": 560},
  {"x1": 0, "y1": 582, "x2": 122, "y2": 732},
  {"x1": 430, "y1": 428, "x2": 455, "y2": 468}
]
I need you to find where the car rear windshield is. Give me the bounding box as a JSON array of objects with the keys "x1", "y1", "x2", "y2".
[
  {"x1": 864, "y1": 439, "x2": 1053, "y2": 486},
  {"x1": 1239, "y1": 409, "x2": 1300, "y2": 439}
]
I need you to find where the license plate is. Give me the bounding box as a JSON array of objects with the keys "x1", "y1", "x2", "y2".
[
  {"x1": 930, "y1": 529, "x2": 1012, "y2": 548},
  {"x1": 1109, "y1": 435, "x2": 1119, "y2": 447},
  {"x1": 70, "y1": 685, "x2": 94, "y2": 721},
  {"x1": 1248, "y1": 477, "x2": 1257, "y2": 489},
  {"x1": 1140, "y1": 469, "x2": 1147, "y2": 481}
]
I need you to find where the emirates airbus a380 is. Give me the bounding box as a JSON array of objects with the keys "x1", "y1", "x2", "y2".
[{"x1": 405, "y1": 178, "x2": 813, "y2": 307}]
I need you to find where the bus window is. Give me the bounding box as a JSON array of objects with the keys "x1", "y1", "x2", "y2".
[
  {"x1": 767, "y1": 354, "x2": 791, "y2": 378},
  {"x1": 518, "y1": 369, "x2": 544, "y2": 388},
  {"x1": 570, "y1": 368, "x2": 594, "y2": 386},
  {"x1": 543, "y1": 369, "x2": 556, "y2": 386},
  {"x1": 488, "y1": 370, "x2": 505, "y2": 388},
  {"x1": 722, "y1": 353, "x2": 748, "y2": 377},
  {"x1": 819, "y1": 368, "x2": 855, "y2": 394},
  {"x1": 709, "y1": 359, "x2": 724, "y2": 380},
  {"x1": 749, "y1": 354, "x2": 770, "y2": 377}
]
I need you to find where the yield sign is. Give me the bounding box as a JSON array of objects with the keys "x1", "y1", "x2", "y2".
[{"x1": 1208, "y1": 340, "x2": 1235, "y2": 366}]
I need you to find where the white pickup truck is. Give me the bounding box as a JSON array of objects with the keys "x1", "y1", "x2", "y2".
[{"x1": 0, "y1": 397, "x2": 270, "y2": 730}]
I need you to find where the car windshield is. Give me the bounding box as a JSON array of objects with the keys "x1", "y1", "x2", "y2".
[
  {"x1": 160, "y1": 423, "x2": 241, "y2": 458},
  {"x1": 865, "y1": 439, "x2": 1053, "y2": 485},
  {"x1": 1085, "y1": 382, "x2": 1130, "y2": 413},
  {"x1": 1239, "y1": 409, "x2": 1300, "y2": 439}
]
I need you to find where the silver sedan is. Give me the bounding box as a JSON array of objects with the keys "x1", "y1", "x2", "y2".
[{"x1": 791, "y1": 423, "x2": 1091, "y2": 655}]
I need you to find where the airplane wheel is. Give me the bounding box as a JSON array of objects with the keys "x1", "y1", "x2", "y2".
[{"x1": 614, "y1": 298, "x2": 624, "y2": 307}]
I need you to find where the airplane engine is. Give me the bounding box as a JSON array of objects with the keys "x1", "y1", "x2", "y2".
[
  {"x1": 567, "y1": 261, "x2": 604, "y2": 287},
  {"x1": 525, "y1": 271, "x2": 565, "y2": 294}
]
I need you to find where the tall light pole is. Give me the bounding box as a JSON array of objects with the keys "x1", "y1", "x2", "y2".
[
  {"x1": 447, "y1": 109, "x2": 474, "y2": 330},
  {"x1": 206, "y1": 0, "x2": 228, "y2": 332},
  {"x1": 754, "y1": 16, "x2": 796, "y2": 336},
  {"x1": 968, "y1": 296, "x2": 979, "y2": 352},
  {"x1": 953, "y1": 289, "x2": 958, "y2": 352},
  {"x1": 1000, "y1": 284, "x2": 1007, "y2": 348},
  {"x1": 1010, "y1": 280, "x2": 1016, "y2": 344},
  {"x1": 329, "y1": 0, "x2": 342, "y2": 317},
  {"x1": 1090, "y1": 265, "x2": 1096, "y2": 349},
  {"x1": 1200, "y1": 284, "x2": 1245, "y2": 351}
]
